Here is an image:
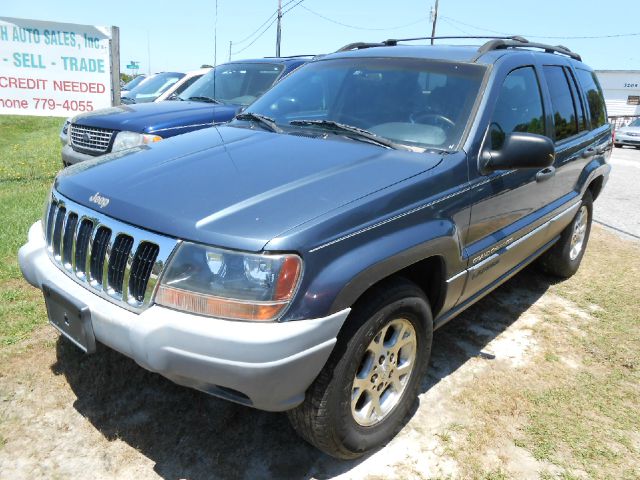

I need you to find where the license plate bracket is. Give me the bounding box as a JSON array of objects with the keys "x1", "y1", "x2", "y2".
[{"x1": 43, "y1": 282, "x2": 96, "y2": 354}]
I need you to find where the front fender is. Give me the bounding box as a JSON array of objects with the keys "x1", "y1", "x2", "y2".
[{"x1": 285, "y1": 218, "x2": 462, "y2": 320}]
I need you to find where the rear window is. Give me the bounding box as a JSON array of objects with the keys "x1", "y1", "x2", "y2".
[
  {"x1": 575, "y1": 69, "x2": 607, "y2": 128},
  {"x1": 543, "y1": 66, "x2": 579, "y2": 141}
]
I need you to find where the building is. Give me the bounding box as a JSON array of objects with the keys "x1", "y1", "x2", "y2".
[{"x1": 595, "y1": 70, "x2": 640, "y2": 127}]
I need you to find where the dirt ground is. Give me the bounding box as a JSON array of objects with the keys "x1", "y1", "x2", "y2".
[{"x1": 0, "y1": 226, "x2": 638, "y2": 479}]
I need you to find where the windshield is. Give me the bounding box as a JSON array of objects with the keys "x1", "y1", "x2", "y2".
[
  {"x1": 178, "y1": 63, "x2": 284, "y2": 105},
  {"x1": 123, "y1": 75, "x2": 146, "y2": 91},
  {"x1": 629, "y1": 118, "x2": 640, "y2": 127},
  {"x1": 128, "y1": 72, "x2": 184, "y2": 96},
  {"x1": 243, "y1": 57, "x2": 487, "y2": 150}
]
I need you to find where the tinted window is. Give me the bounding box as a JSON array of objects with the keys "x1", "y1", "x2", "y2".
[
  {"x1": 179, "y1": 63, "x2": 284, "y2": 106},
  {"x1": 490, "y1": 66, "x2": 545, "y2": 150},
  {"x1": 565, "y1": 68, "x2": 587, "y2": 132},
  {"x1": 246, "y1": 57, "x2": 487, "y2": 150},
  {"x1": 544, "y1": 66, "x2": 579, "y2": 141},
  {"x1": 576, "y1": 69, "x2": 607, "y2": 128}
]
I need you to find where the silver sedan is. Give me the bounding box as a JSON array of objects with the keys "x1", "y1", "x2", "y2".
[{"x1": 614, "y1": 118, "x2": 640, "y2": 148}]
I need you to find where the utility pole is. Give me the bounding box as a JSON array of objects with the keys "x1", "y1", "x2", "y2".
[
  {"x1": 214, "y1": 0, "x2": 218, "y2": 66},
  {"x1": 430, "y1": 0, "x2": 439, "y2": 45},
  {"x1": 276, "y1": 0, "x2": 282, "y2": 57},
  {"x1": 229, "y1": 41, "x2": 232, "y2": 61}
]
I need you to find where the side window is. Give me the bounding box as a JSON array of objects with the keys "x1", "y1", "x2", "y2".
[
  {"x1": 543, "y1": 66, "x2": 579, "y2": 141},
  {"x1": 575, "y1": 69, "x2": 607, "y2": 128},
  {"x1": 172, "y1": 76, "x2": 201, "y2": 96},
  {"x1": 565, "y1": 68, "x2": 588, "y2": 133},
  {"x1": 490, "y1": 66, "x2": 545, "y2": 150}
]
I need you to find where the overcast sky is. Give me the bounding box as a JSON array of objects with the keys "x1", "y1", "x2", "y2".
[{"x1": 3, "y1": 0, "x2": 639, "y2": 74}]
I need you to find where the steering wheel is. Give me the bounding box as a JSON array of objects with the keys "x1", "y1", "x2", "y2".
[{"x1": 410, "y1": 112, "x2": 455, "y2": 129}]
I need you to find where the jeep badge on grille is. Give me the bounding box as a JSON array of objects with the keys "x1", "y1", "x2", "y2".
[{"x1": 89, "y1": 192, "x2": 110, "y2": 208}]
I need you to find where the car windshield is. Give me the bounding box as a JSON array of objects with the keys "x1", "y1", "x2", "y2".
[
  {"x1": 123, "y1": 75, "x2": 146, "y2": 91},
  {"x1": 178, "y1": 63, "x2": 284, "y2": 105},
  {"x1": 629, "y1": 118, "x2": 640, "y2": 127},
  {"x1": 242, "y1": 57, "x2": 487, "y2": 151},
  {"x1": 129, "y1": 72, "x2": 184, "y2": 96}
]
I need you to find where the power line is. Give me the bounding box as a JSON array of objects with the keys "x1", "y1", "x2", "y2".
[
  {"x1": 299, "y1": 5, "x2": 428, "y2": 31},
  {"x1": 233, "y1": 0, "x2": 298, "y2": 46},
  {"x1": 440, "y1": 15, "x2": 640, "y2": 40},
  {"x1": 231, "y1": 0, "x2": 305, "y2": 56}
]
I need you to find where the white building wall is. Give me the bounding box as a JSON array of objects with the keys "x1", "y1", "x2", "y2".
[{"x1": 595, "y1": 70, "x2": 640, "y2": 117}]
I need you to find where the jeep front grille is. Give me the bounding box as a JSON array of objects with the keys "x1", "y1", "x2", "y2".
[
  {"x1": 44, "y1": 192, "x2": 178, "y2": 312},
  {"x1": 69, "y1": 124, "x2": 114, "y2": 153}
]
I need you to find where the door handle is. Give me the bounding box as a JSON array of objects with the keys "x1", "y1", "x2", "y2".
[
  {"x1": 582, "y1": 147, "x2": 595, "y2": 158},
  {"x1": 536, "y1": 166, "x2": 556, "y2": 182}
]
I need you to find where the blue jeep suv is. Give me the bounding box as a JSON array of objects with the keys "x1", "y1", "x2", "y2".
[
  {"x1": 60, "y1": 57, "x2": 309, "y2": 166},
  {"x1": 20, "y1": 37, "x2": 611, "y2": 458}
]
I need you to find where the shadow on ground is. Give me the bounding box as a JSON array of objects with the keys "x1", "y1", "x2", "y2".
[{"x1": 51, "y1": 266, "x2": 556, "y2": 480}]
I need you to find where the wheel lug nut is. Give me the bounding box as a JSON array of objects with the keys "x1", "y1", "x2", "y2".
[{"x1": 379, "y1": 356, "x2": 385, "y2": 364}]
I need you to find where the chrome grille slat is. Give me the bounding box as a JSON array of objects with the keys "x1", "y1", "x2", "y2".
[
  {"x1": 44, "y1": 192, "x2": 178, "y2": 313},
  {"x1": 69, "y1": 124, "x2": 114, "y2": 153},
  {"x1": 107, "y1": 235, "x2": 134, "y2": 295}
]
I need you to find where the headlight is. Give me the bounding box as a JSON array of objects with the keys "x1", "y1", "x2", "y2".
[
  {"x1": 60, "y1": 118, "x2": 71, "y2": 145},
  {"x1": 155, "y1": 242, "x2": 302, "y2": 322},
  {"x1": 112, "y1": 131, "x2": 162, "y2": 152}
]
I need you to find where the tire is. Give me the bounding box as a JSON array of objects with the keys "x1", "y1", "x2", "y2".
[
  {"x1": 287, "y1": 278, "x2": 433, "y2": 459},
  {"x1": 537, "y1": 190, "x2": 593, "y2": 278},
  {"x1": 614, "y1": 143, "x2": 622, "y2": 148}
]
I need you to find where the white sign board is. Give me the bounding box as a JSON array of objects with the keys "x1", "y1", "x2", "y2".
[{"x1": 0, "y1": 17, "x2": 118, "y2": 117}]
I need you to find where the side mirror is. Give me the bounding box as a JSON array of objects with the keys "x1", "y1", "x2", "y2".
[{"x1": 481, "y1": 132, "x2": 555, "y2": 173}]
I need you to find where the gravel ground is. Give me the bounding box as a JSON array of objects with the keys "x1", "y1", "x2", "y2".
[{"x1": 593, "y1": 147, "x2": 640, "y2": 241}]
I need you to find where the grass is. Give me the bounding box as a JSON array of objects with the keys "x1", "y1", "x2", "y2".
[
  {"x1": 449, "y1": 231, "x2": 640, "y2": 479},
  {"x1": 0, "y1": 115, "x2": 64, "y2": 345}
]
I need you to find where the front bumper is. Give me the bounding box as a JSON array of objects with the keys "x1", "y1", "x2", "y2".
[
  {"x1": 61, "y1": 143, "x2": 102, "y2": 166},
  {"x1": 19, "y1": 221, "x2": 349, "y2": 411},
  {"x1": 614, "y1": 132, "x2": 640, "y2": 146}
]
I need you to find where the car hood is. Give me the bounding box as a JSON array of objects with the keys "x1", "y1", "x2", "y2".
[
  {"x1": 618, "y1": 125, "x2": 640, "y2": 134},
  {"x1": 55, "y1": 126, "x2": 443, "y2": 251},
  {"x1": 72, "y1": 101, "x2": 239, "y2": 134}
]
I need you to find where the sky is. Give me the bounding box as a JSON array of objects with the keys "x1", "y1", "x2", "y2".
[{"x1": 2, "y1": 0, "x2": 640, "y2": 74}]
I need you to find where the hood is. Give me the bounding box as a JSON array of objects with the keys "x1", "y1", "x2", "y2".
[
  {"x1": 72, "y1": 102, "x2": 239, "y2": 135},
  {"x1": 618, "y1": 125, "x2": 640, "y2": 134},
  {"x1": 55, "y1": 126, "x2": 443, "y2": 251}
]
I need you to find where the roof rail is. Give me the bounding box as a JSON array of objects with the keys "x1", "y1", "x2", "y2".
[
  {"x1": 263, "y1": 54, "x2": 317, "y2": 59},
  {"x1": 476, "y1": 37, "x2": 582, "y2": 61},
  {"x1": 334, "y1": 35, "x2": 581, "y2": 62},
  {"x1": 336, "y1": 42, "x2": 387, "y2": 52}
]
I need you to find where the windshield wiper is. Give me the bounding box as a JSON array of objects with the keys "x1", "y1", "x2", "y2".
[
  {"x1": 289, "y1": 119, "x2": 408, "y2": 150},
  {"x1": 188, "y1": 96, "x2": 221, "y2": 104},
  {"x1": 121, "y1": 96, "x2": 136, "y2": 105},
  {"x1": 235, "y1": 112, "x2": 283, "y2": 133}
]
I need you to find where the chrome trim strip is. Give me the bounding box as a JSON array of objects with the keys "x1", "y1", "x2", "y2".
[
  {"x1": 468, "y1": 253, "x2": 499, "y2": 272},
  {"x1": 150, "y1": 122, "x2": 219, "y2": 133},
  {"x1": 446, "y1": 269, "x2": 467, "y2": 284},
  {"x1": 309, "y1": 171, "x2": 514, "y2": 253},
  {"x1": 47, "y1": 192, "x2": 179, "y2": 313}
]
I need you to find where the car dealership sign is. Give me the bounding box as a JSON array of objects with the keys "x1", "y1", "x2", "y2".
[{"x1": 0, "y1": 17, "x2": 120, "y2": 117}]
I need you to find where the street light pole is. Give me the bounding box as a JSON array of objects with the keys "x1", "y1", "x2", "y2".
[{"x1": 276, "y1": 0, "x2": 282, "y2": 57}]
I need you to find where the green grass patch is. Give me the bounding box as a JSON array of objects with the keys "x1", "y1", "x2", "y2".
[{"x1": 0, "y1": 115, "x2": 64, "y2": 345}]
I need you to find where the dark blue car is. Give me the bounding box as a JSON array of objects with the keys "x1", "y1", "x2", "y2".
[
  {"x1": 60, "y1": 57, "x2": 309, "y2": 166},
  {"x1": 22, "y1": 37, "x2": 611, "y2": 458}
]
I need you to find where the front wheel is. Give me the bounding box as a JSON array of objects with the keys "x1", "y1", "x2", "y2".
[
  {"x1": 537, "y1": 191, "x2": 593, "y2": 278},
  {"x1": 287, "y1": 278, "x2": 432, "y2": 459}
]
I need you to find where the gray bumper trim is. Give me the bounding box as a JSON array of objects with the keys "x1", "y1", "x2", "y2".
[
  {"x1": 61, "y1": 143, "x2": 101, "y2": 165},
  {"x1": 19, "y1": 221, "x2": 350, "y2": 411}
]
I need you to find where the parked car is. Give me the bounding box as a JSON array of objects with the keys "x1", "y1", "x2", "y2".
[
  {"x1": 154, "y1": 68, "x2": 211, "y2": 102},
  {"x1": 120, "y1": 75, "x2": 147, "y2": 97},
  {"x1": 20, "y1": 37, "x2": 611, "y2": 458},
  {"x1": 60, "y1": 57, "x2": 309, "y2": 166},
  {"x1": 121, "y1": 71, "x2": 185, "y2": 104},
  {"x1": 614, "y1": 117, "x2": 640, "y2": 148}
]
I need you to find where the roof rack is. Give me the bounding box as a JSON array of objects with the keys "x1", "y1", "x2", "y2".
[
  {"x1": 335, "y1": 35, "x2": 581, "y2": 62},
  {"x1": 263, "y1": 54, "x2": 317, "y2": 59},
  {"x1": 476, "y1": 37, "x2": 582, "y2": 61}
]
